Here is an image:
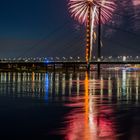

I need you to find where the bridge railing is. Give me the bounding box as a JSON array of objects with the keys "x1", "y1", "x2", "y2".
[{"x1": 0, "y1": 56, "x2": 140, "y2": 63}]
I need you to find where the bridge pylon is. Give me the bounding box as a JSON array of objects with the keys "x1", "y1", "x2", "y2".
[
  {"x1": 97, "y1": 7, "x2": 101, "y2": 77},
  {"x1": 86, "y1": 4, "x2": 92, "y2": 70}
]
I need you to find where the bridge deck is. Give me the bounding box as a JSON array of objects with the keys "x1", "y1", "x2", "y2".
[{"x1": 0, "y1": 61, "x2": 140, "y2": 65}]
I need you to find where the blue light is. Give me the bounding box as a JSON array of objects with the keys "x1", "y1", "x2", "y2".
[
  {"x1": 122, "y1": 70, "x2": 126, "y2": 97},
  {"x1": 45, "y1": 73, "x2": 49, "y2": 102},
  {"x1": 44, "y1": 60, "x2": 50, "y2": 64}
]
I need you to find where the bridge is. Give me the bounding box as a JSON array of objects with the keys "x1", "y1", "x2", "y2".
[
  {"x1": 0, "y1": 56, "x2": 140, "y2": 72},
  {"x1": 0, "y1": 1, "x2": 139, "y2": 73},
  {"x1": 1, "y1": 56, "x2": 140, "y2": 63},
  {"x1": 5, "y1": 11, "x2": 138, "y2": 72}
]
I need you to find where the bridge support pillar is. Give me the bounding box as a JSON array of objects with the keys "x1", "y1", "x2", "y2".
[
  {"x1": 87, "y1": 63, "x2": 90, "y2": 71},
  {"x1": 46, "y1": 65, "x2": 48, "y2": 71},
  {"x1": 53, "y1": 64, "x2": 55, "y2": 71},
  {"x1": 97, "y1": 63, "x2": 101, "y2": 78},
  {"x1": 73, "y1": 64, "x2": 76, "y2": 72},
  {"x1": 63, "y1": 63, "x2": 67, "y2": 72}
]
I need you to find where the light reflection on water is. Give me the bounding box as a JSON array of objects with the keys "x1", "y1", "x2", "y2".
[
  {"x1": 59, "y1": 72, "x2": 116, "y2": 140},
  {"x1": 0, "y1": 71, "x2": 140, "y2": 139},
  {"x1": 0, "y1": 71, "x2": 139, "y2": 101}
]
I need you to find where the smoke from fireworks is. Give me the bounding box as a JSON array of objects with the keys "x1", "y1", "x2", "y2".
[{"x1": 68, "y1": 0, "x2": 116, "y2": 25}]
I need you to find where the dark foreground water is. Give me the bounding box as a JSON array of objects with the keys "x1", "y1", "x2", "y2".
[{"x1": 0, "y1": 70, "x2": 140, "y2": 139}]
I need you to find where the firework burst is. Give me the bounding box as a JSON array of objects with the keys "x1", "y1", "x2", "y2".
[{"x1": 68, "y1": 0, "x2": 116, "y2": 25}]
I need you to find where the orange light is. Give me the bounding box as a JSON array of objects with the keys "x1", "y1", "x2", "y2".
[{"x1": 84, "y1": 72, "x2": 89, "y2": 139}]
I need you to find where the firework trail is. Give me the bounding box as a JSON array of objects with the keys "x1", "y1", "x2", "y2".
[{"x1": 90, "y1": 6, "x2": 97, "y2": 57}]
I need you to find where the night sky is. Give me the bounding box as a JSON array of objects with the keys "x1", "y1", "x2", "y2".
[{"x1": 0, "y1": 0, "x2": 140, "y2": 58}]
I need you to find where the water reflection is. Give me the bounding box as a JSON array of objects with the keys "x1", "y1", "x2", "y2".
[
  {"x1": 58, "y1": 72, "x2": 116, "y2": 140},
  {"x1": 0, "y1": 71, "x2": 140, "y2": 101},
  {"x1": 0, "y1": 71, "x2": 140, "y2": 139},
  {"x1": 45, "y1": 73, "x2": 49, "y2": 101}
]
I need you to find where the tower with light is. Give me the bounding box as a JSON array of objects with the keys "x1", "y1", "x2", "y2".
[{"x1": 68, "y1": 0, "x2": 116, "y2": 69}]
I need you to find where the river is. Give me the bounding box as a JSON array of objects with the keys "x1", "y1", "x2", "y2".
[{"x1": 0, "y1": 70, "x2": 140, "y2": 139}]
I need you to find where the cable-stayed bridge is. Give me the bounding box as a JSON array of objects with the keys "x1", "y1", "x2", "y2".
[
  {"x1": 14, "y1": 16, "x2": 140, "y2": 60},
  {"x1": 0, "y1": 56, "x2": 140, "y2": 72},
  {"x1": 0, "y1": 8, "x2": 139, "y2": 72}
]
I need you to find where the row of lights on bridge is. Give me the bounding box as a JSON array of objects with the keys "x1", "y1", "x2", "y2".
[{"x1": 0, "y1": 56, "x2": 140, "y2": 61}]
